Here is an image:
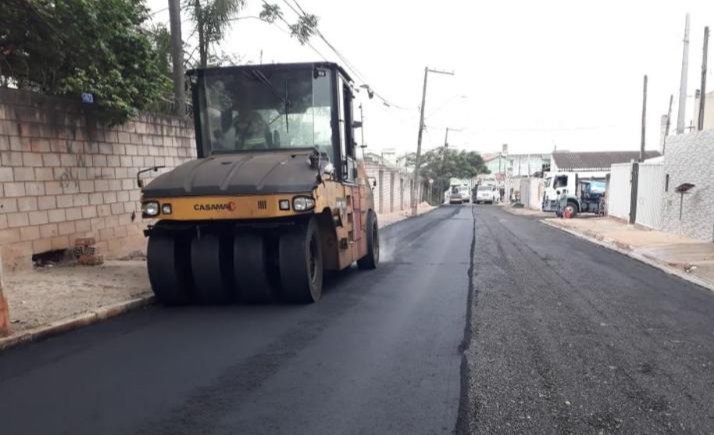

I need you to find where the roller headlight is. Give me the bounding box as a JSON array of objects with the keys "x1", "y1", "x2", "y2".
[
  {"x1": 292, "y1": 196, "x2": 315, "y2": 212},
  {"x1": 161, "y1": 203, "x2": 172, "y2": 215},
  {"x1": 142, "y1": 201, "x2": 159, "y2": 217},
  {"x1": 279, "y1": 199, "x2": 290, "y2": 211}
]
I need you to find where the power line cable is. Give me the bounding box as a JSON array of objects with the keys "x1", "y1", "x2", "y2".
[
  {"x1": 260, "y1": 0, "x2": 330, "y2": 62},
  {"x1": 285, "y1": 0, "x2": 413, "y2": 110}
]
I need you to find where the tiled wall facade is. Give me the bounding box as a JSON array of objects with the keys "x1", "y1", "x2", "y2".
[
  {"x1": 0, "y1": 89, "x2": 196, "y2": 269},
  {"x1": 662, "y1": 131, "x2": 714, "y2": 241}
]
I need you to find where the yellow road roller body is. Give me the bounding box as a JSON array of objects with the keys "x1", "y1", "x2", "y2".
[{"x1": 140, "y1": 62, "x2": 379, "y2": 304}]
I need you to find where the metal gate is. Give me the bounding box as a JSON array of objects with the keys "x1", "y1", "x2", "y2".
[
  {"x1": 519, "y1": 178, "x2": 531, "y2": 206},
  {"x1": 608, "y1": 163, "x2": 632, "y2": 220},
  {"x1": 635, "y1": 162, "x2": 665, "y2": 229}
]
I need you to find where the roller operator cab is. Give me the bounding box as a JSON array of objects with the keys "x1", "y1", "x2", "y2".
[{"x1": 140, "y1": 62, "x2": 379, "y2": 305}]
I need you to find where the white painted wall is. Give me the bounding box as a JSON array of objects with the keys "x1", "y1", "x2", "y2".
[{"x1": 608, "y1": 163, "x2": 633, "y2": 220}]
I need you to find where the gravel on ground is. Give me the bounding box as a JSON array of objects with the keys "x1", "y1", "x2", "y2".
[{"x1": 4, "y1": 260, "x2": 151, "y2": 333}]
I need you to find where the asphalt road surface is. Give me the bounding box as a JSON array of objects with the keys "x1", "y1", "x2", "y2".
[
  {"x1": 3, "y1": 205, "x2": 714, "y2": 435},
  {"x1": 460, "y1": 205, "x2": 714, "y2": 435},
  {"x1": 0, "y1": 206, "x2": 472, "y2": 435}
]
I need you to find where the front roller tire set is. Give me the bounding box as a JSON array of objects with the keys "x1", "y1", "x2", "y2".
[{"x1": 147, "y1": 213, "x2": 379, "y2": 305}]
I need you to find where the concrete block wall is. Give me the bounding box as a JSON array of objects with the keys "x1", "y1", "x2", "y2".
[
  {"x1": 661, "y1": 131, "x2": 714, "y2": 241},
  {"x1": 364, "y1": 162, "x2": 413, "y2": 215},
  {"x1": 0, "y1": 88, "x2": 196, "y2": 269}
]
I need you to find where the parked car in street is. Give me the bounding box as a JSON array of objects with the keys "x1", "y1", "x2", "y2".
[
  {"x1": 475, "y1": 185, "x2": 499, "y2": 204},
  {"x1": 449, "y1": 185, "x2": 471, "y2": 204},
  {"x1": 449, "y1": 186, "x2": 465, "y2": 204}
]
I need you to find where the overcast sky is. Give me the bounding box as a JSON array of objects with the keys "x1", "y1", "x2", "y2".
[{"x1": 147, "y1": 0, "x2": 714, "y2": 156}]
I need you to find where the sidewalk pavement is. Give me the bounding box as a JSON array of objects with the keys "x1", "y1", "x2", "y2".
[
  {"x1": 0, "y1": 259, "x2": 153, "y2": 350},
  {"x1": 378, "y1": 202, "x2": 436, "y2": 228},
  {"x1": 543, "y1": 216, "x2": 714, "y2": 293}
]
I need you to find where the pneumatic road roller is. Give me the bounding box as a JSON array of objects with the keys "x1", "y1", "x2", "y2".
[{"x1": 140, "y1": 62, "x2": 379, "y2": 304}]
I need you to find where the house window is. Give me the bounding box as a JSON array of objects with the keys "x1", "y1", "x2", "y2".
[{"x1": 665, "y1": 174, "x2": 670, "y2": 192}]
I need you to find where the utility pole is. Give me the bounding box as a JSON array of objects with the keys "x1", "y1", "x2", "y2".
[
  {"x1": 440, "y1": 127, "x2": 449, "y2": 204},
  {"x1": 640, "y1": 75, "x2": 648, "y2": 162},
  {"x1": 437, "y1": 127, "x2": 461, "y2": 204},
  {"x1": 665, "y1": 94, "x2": 674, "y2": 138},
  {"x1": 698, "y1": 26, "x2": 709, "y2": 131},
  {"x1": 168, "y1": 0, "x2": 186, "y2": 117},
  {"x1": 677, "y1": 14, "x2": 690, "y2": 134},
  {"x1": 411, "y1": 67, "x2": 454, "y2": 216},
  {"x1": 663, "y1": 94, "x2": 674, "y2": 154}
]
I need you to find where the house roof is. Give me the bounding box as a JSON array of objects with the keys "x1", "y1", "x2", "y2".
[
  {"x1": 552, "y1": 151, "x2": 661, "y2": 171},
  {"x1": 483, "y1": 153, "x2": 551, "y2": 162},
  {"x1": 483, "y1": 153, "x2": 505, "y2": 162}
]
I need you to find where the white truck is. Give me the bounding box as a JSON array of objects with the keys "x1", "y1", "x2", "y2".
[
  {"x1": 542, "y1": 172, "x2": 606, "y2": 217},
  {"x1": 542, "y1": 173, "x2": 576, "y2": 212}
]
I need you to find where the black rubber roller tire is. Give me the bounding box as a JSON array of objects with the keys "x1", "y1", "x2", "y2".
[
  {"x1": 357, "y1": 210, "x2": 379, "y2": 270},
  {"x1": 279, "y1": 218, "x2": 323, "y2": 303},
  {"x1": 147, "y1": 235, "x2": 192, "y2": 305},
  {"x1": 234, "y1": 233, "x2": 274, "y2": 303},
  {"x1": 190, "y1": 233, "x2": 232, "y2": 304}
]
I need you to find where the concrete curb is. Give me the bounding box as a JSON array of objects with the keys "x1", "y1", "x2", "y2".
[
  {"x1": 0, "y1": 295, "x2": 155, "y2": 353},
  {"x1": 540, "y1": 220, "x2": 714, "y2": 294},
  {"x1": 379, "y1": 206, "x2": 440, "y2": 229}
]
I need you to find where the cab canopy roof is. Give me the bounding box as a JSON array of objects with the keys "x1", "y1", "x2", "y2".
[{"x1": 187, "y1": 62, "x2": 354, "y2": 83}]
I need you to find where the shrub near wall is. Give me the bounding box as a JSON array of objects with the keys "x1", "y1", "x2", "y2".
[{"x1": 0, "y1": 88, "x2": 196, "y2": 269}]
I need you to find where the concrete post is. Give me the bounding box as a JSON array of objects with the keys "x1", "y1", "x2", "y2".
[
  {"x1": 629, "y1": 162, "x2": 640, "y2": 224},
  {"x1": 0, "y1": 256, "x2": 10, "y2": 337}
]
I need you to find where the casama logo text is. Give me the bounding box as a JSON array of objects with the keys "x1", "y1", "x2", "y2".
[{"x1": 193, "y1": 202, "x2": 237, "y2": 212}]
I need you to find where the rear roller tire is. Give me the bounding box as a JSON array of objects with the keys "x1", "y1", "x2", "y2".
[
  {"x1": 190, "y1": 233, "x2": 232, "y2": 304},
  {"x1": 357, "y1": 211, "x2": 379, "y2": 270},
  {"x1": 279, "y1": 218, "x2": 323, "y2": 303},
  {"x1": 234, "y1": 233, "x2": 275, "y2": 303},
  {"x1": 147, "y1": 235, "x2": 192, "y2": 305}
]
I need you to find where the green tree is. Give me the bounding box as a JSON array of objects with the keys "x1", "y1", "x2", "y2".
[
  {"x1": 419, "y1": 148, "x2": 489, "y2": 203},
  {"x1": 0, "y1": 0, "x2": 169, "y2": 125},
  {"x1": 186, "y1": 0, "x2": 318, "y2": 68},
  {"x1": 186, "y1": 0, "x2": 245, "y2": 68}
]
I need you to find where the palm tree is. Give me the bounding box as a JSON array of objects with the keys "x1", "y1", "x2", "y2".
[{"x1": 186, "y1": 0, "x2": 246, "y2": 68}]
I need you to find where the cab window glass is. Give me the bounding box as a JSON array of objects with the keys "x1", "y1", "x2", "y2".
[{"x1": 554, "y1": 175, "x2": 568, "y2": 188}]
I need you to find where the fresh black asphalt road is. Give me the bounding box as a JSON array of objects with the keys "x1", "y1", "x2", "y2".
[
  {"x1": 2, "y1": 205, "x2": 714, "y2": 435},
  {"x1": 0, "y1": 206, "x2": 471, "y2": 435},
  {"x1": 461, "y1": 205, "x2": 714, "y2": 435}
]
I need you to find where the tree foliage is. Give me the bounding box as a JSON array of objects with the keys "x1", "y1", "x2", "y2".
[
  {"x1": 419, "y1": 147, "x2": 489, "y2": 200},
  {"x1": 0, "y1": 0, "x2": 169, "y2": 125},
  {"x1": 184, "y1": 0, "x2": 319, "y2": 68},
  {"x1": 288, "y1": 13, "x2": 318, "y2": 44},
  {"x1": 186, "y1": 0, "x2": 246, "y2": 68}
]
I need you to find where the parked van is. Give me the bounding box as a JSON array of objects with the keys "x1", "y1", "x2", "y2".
[{"x1": 475, "y1": 185, "x2": 499, "y2": 204}]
